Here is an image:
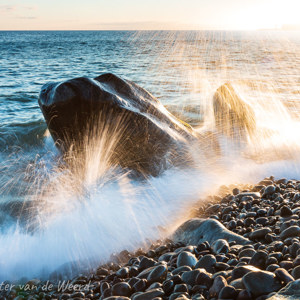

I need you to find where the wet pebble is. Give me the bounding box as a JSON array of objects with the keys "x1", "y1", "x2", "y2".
[
  {"x1": 131, "y1": 288, "x2": 164, "y2": 300},
  {"x1": 218, "y1": 285, "x2": 238, "y2": 299},
  {"x1": 177, "y1": 251, "x2": 198, "y2": 268},
  {"x1": 242, "y1": 270, "x2": 282, "y2": 296},
  {"x1": 280, "y1": 226, "x2": 300, "y2": 240},
  {"x1": 212, "y1": 239, "x2": 230, "y2": 254},
  {"x1": 195, "y1": 255, "x2": 216, "y2": 273},
  {"x1": 209, "y1": 275, "x2": 227, "y2": 298},
  {"x1": 181, "y1": 269, "x2": 202, "y2": 286}
]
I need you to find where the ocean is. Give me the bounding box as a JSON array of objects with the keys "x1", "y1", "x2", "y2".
[{"x1": 0, "y1": 30, "x2": 300, "y2": 281}]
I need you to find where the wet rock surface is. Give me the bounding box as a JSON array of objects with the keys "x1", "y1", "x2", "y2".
[
  {"x1": 38, "y1": 73, "x2": 198, "y2": 177},
  {"x1": 2, "y1": 176, "x2": 300, "y2": 299}
]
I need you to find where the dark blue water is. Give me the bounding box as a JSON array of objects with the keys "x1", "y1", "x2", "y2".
[{"x1": 1, "y1": 30, "x2": 299, "y2": 147}]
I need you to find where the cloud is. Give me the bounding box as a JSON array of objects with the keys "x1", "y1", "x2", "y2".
[
  {"x1": 22, "y1": 6, "x2": 36, "y2": 11},
  {"x1": 16, "y1": 16, "x2": 37, "y2": 20},
  {"x1": 0, "y1": 5, "x2": 16, "y2": 13},
  {"x1": 0, "y1": 4, "x2": 37, "y2": 19},
  {"x1": 0, "y1": 4, "x2": 36, "y2": 13}
]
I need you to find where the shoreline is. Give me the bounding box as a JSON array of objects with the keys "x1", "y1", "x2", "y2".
[{"x1": 2, "y1": 175, "x2": 300, "y2": 299}]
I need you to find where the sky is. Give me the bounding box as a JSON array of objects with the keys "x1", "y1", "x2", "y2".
[{"x1": 0, "y1": 0, "x2": 300, "y2": 31}]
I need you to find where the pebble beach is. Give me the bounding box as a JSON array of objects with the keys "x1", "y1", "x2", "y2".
[{"x1": 2, "y1": 176, "x2": 300, "y2": 300}]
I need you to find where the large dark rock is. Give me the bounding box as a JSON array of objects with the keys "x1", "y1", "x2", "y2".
[
  {"x1": 172, "y1": 218, "x2": 251, "y2": 246},
  {"x1": 39, "y1": 73, "x2": 197, "y2": 177}
]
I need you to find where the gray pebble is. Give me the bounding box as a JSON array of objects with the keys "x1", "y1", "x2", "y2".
[
  {"x1": 111, "y1": 282, "x2": 131, "y2": 297},
  {"x1": 131, "y1": 288, "x2": 164, "y2": 300},
  {"x1": 181, "y1": 269, "x2": 202, "y2": 286},
  {"x1": 280, "y1": 226, "x2": 300, "y2": 240},
  {"x1": 249, "y1": 227, "x2": 272, "y2": 240},
  {"x1": 209, "y1": 275, "x2": 227, "y2": 298},
  {"x1": 177, "y1": 251, "x2": 198, "y2": 268},
  {"x1": 195, "y1": 254, "x2": 216, "y2": 273},
  {"x1": 212, "y1": 239, "x2": 230, "y2": 255},
  {"x1": 147, "y1": 265, "x2": 168, "y2": 283},
  {"x1": 242, "y1": 270, "x2": 282, "y2": 296}
]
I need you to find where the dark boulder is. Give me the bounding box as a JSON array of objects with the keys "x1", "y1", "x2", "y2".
[{"x1": 39, "y1": 73, "x2": 197, "y2": 177}]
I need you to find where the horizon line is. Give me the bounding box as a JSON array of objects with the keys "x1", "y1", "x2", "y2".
[{"x1": 1, "y1": 28, "x2": 298, "y2": 32}]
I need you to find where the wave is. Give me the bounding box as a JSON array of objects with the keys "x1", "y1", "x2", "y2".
[{"x1": 0, "y1": 120, "x2": 47, "y2": 149}]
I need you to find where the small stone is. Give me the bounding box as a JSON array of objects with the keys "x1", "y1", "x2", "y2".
[
  {"x1": 147, "y1": 265, "x2": 168, "y2": 283},
  {"x1": 147, "y1": 282, "x2": 162, "y2": 290},
  {"x1": 293, "y1": 255, "x2": 300, "y2": 267},
  {"x1": 209, "y1": 275, "x2": 227, "y2": 298},
  {"x1": 289, "y1": 242, "x2": 300, "y2": 258},
  {"x1": 159, "y1": 252, "x2": 174, "y2": 262},
  {"x1": 195, "y1": 254, "x2": 216, "y2": 273},
  {"x1": 256, "y1": 217, "x2": 269, "y2": 226},
  {"x1": 244, "y1": 218, "x2": 255, "y2": 227},
  {"x1": 228, "y1": 220, "x2": 237, "y2": 230},
  {"x1": 212, "y1": 239, "x2": 230, "y2": 255},
  {"x1": 116, "y1": 267, "x2": 129, "y2": 278},
  {"x1": 169, "y1": 292, "x2": 190, "y2": 300},
  {"x1": 137, "y1": 266, "x2": 155, "y2": 279},
  {"x1": 233, "y1": 188, "x2": 240, "y2": 195},
  {"x1": 236, "y1": 192, "x2": 260, "y2": 200},
  {"x1": 131, "y1": 288, "x2": 164, "y2": 300},
  {"x1": 139, "y1": 257, "x2": 156, "y2": 270},
  {"x1": 238, "y1": 248, "x2": 256, "y2": 258},
  {"x1": 177, "y1": 251, "x2": 198, "y2": 268},
  {"x1": 230, "y1": 278, "x2": 245, "y2": 290},
  {"x1": 96, "y1": 268, "x2": 109, "y2": 276},
  {"x1": 101, "y1": 281, "x2": 110, "y2": 294},
  {"x1": 231, "y1": 265, "x2": 260, "y2": 280},
  {"x1": 172, "y1": 266, "x2": 192, "y2": 275},
  {"x1": 112, "y1": 282, "x2": 131, "y2": 297},
  {"x1": 162, "y1": 280, "x2": 174, "y2": 295},
  {"x1": 280, "y1": 226, "x2": 300, "y2": 240},
  {"x1": 249, "y1": 250, "x2": 268, "y2": 269},
  {"x1": 266, "y1": 264, "x2": 280, "y2": 272},
  {"x1": 132, "y1": 279, "x2": 147, "y2": 292},
  {"x1": 292, "y1": 265, "x2": 300, "y2": 279},
  {"x1": 275, "y1": 268, "x2": 294, "y2": 284},
  {"x1": 237, "y1": 289, "x2": 252, "y2": 300},
  {"x1": 181, "y1": 269, "x2": 202, "y2": 286},
  {"x1": 173, "y1": 284, "x2": 188, "y2": 293},
  {"x1": 279, "y1": 260, "x2": 293, "y2": 270},
  {"x1": 218, "y1": 285, "x2": 238, "y2": 299},
  {"x1": 242, "y1": 270, "x2": 282, "y2": 296},
  {"x1": 195, "y1": 269, "x2": 213, "y2": 287},
  {"x1": 249, "y1": 228, "x2": 272, "y2": 240},
  {"x1": 215, "y1": 262, "x2": 229, "y2": 271},
  {"x1": 280, "y1": 205, "x2": 293, "y2": 217},
  {"x1": 264, "y1": 185, "x2": 276, "y2": 196}
]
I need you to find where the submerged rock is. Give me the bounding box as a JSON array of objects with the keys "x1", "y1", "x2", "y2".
[{"x1": 213, "y1": 82, "x2": 256, "y2": 139}]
